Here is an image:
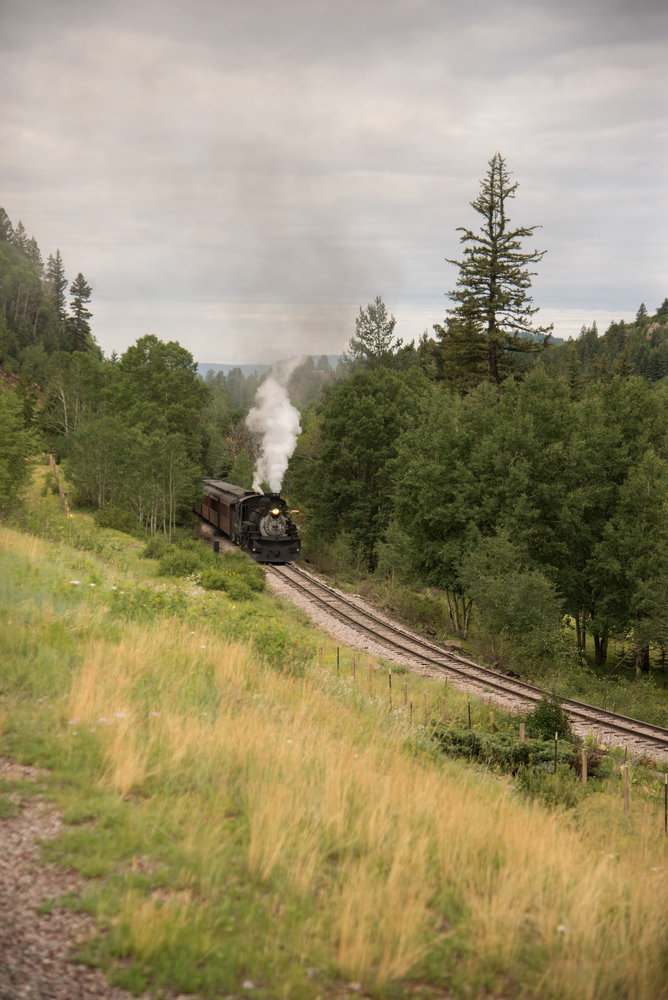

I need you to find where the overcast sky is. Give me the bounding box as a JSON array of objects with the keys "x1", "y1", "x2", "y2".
[{"x1": 3, "y1": 0, "x2": 667, "y2": 365}]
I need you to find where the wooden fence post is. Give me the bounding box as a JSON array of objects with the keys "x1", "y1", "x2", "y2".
[
  {"x1": 554, "y1": 732, "x2": 559, "y2": 774},
  {"x1": 519, "y1": 722, "x2": 525, "y2": 741},
  {"x1": 623, "y1": 765, "x2": 630, "y2": 814},
  {"x1": 581, "y1": 748, "x2": 587, "y2": 785}
]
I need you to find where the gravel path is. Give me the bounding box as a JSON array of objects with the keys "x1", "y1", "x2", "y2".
[
  {"x1": 0, "y1": 760, "x2": 136, "y2": 1000},
  {"x1": 0, "y1": 759, "x2": 200, "y2": 1000}
]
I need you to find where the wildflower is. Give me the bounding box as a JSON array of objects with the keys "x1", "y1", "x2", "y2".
[
  {"x1": 556, "y1": 924, "x2": 567, "y2": 934},
  {"x1": 70, "y1": 580, "x2": 80, "y2": 585}
]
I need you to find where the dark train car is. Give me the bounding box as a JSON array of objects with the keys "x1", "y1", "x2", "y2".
[{"x1": 195, "y1": 479, "x2": 301, "y2": 564}]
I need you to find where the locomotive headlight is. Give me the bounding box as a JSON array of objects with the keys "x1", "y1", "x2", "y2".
[{"x1": 271, "y1": 507, "x2": 280, "y2": 516}]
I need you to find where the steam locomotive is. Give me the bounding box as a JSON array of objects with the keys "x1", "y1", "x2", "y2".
[{"x1": 195, "y1": 479, "x2": 301, "y2": 564}]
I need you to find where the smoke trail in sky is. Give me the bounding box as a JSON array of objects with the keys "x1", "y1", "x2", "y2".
[{"x1": 246, "y1": 358, "x2": 302, "y2": 493}]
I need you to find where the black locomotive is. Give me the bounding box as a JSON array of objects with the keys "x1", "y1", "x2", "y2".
[{"x1": 195, "y1": 479, "x2": 300, "y2": 564}]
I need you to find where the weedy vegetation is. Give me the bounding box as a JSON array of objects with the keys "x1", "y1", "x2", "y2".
[{"x1": 1, "y1": 467, "x2": 668, "y2": 999}]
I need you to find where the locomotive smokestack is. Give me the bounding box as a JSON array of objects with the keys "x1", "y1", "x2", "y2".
[{"x1": 246, "y1": 358, "x2": 302, "y2": 494}]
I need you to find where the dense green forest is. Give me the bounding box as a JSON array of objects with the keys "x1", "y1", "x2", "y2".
[{"x1": 2, "y1": 153, "x2": 668, "y2": 682}]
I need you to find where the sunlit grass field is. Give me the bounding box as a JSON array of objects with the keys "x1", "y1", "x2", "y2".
[{"x1": 1, "y1": 472, "x2": 668, "y2": 998}]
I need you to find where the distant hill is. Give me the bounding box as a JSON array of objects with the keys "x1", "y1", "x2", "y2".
[
  {"x1": 197, "y1": 356, "x2": 342, "y2": 379},
  {"x1": 197, "y1": 363, "x2": 270, "y2": 378},
  {"x1": 542, "y1": 301, "x2": 668, "y2": 383}
]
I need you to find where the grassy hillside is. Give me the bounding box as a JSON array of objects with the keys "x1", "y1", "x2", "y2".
[{"x1": 1, "y1": 464, "x2": 668, "y2": 999}]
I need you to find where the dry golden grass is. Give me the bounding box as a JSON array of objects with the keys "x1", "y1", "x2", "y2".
[
  {"x1": 0, "y1": 526, "x2": 49, "y2": 563},
  {"x1": 62, "y1": 615, "x2": 668, "y2": 996}
]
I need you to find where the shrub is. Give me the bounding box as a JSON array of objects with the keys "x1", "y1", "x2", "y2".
[
  {"x1": 515, "y1": 763, "x2": 586, "y2": 809},
  {"x1": 223, "y1": 579, "x2": 254, "y2": 601},
  {"x1": 94, "y1": 505, "x2": 139, "y2": 535},
  {"x1": 199, "y1": 566, "x2": 229, "y2": 591},
  {"x1": 199, "y1": 567, "x2": 254, "y2": 601},
  {"x1": 158, "y1": 546, "x2": 207, "y2": 577},
  {"x1": 142, "y1": 536, "x2": 171, "y2": 560},
  {"x1": 246, "y1": 619, "x2": 315, "y2": 673},
  {"x1": 523, "y1": 694, "x2": 573, "y2": 741},
  {"x1": 432, "y1": 725, "x2": 574, "y2": 775}
]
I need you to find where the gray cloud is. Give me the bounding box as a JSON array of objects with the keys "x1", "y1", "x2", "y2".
[{"x1": 2, "y1": 0, "x2": 667, "y2": 362}]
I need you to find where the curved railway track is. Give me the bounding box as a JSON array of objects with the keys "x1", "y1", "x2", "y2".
[{"x1": 270, "y1": 562, "x2": 668, "y2": 762}]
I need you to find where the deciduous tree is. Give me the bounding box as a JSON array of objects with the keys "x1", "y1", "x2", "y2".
[
  {"x1": 115, "y1": 335, "x2": 207, "y2": 437},
  {"x1": 0, "y1": 387, "x2": 35, "y2": 515},
  {"x1": 310, "y1": 367, "x2": 428, "y2": 571}
]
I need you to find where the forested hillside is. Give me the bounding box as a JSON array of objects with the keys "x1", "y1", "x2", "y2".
[
  {"x1": 542, "y1": 301, "x2": 668, "y2": 384},
  {"x1": 2, "y1": 156, "x2": 668, "y2": 688},
  {"x1": 0, "y1": 207, "x2": 96, "y2": 373}
]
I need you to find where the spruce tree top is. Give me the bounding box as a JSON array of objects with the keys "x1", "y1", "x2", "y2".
[{"x1": 439, "y1": 153, "x2": 552, "y2": 386}]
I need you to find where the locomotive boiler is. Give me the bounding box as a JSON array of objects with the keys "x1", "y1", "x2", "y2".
[{"x1": 196, "y1": 479, "x2": 300, "y2": 564}]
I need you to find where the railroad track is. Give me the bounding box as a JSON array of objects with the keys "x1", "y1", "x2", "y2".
[{"x1": 270, "y1": 562, "x2": 668, "y2": 761}]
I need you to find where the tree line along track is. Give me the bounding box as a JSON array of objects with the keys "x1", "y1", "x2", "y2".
[{"x1": 269, "y1": 563, "x2": 668, "y2": 763}]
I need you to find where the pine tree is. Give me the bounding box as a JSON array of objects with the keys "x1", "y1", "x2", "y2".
[
  {"x1": 0, "y1": 207, "x2": 13, "y2": 242},
  {"x1": 11, "y1": 220, "x2": 30, "y2": 254},
  {"x1": 45, "y1": 251, "x2": 68, "y2": 322},
  {"x1": 346, "y1": 296, "x2": 401, "y2": 368},
  {"x1": 68, "y1": 272, "x2": 93, "y2": 352},
  {"x1": 436, "y1": 153, "x2": 552, "y2": 386}
]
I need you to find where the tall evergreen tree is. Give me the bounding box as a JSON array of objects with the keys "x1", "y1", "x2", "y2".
[
  {"x1": 0, "y1": 208, "x2": 14, "y2": 243},
  {"x1": 346, "y1": 296, "x2": 402, "y2": 368},
  {"x1": 436, "y1": 153, "x2": 552, "y2": 386},
  {"x1": 68, "y1": 272, "x2": 92, "y2": 351},
  {"x1": 45, "y1": 251, "x2": 68, "y2": 323},
  {"x1": 11, "y1": 220, "x2": 30, "y2": 255}
]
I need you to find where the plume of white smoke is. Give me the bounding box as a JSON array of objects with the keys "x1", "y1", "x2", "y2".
[{"x1": 246, "y1": 358, "x2": 303, "y2": 494}]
